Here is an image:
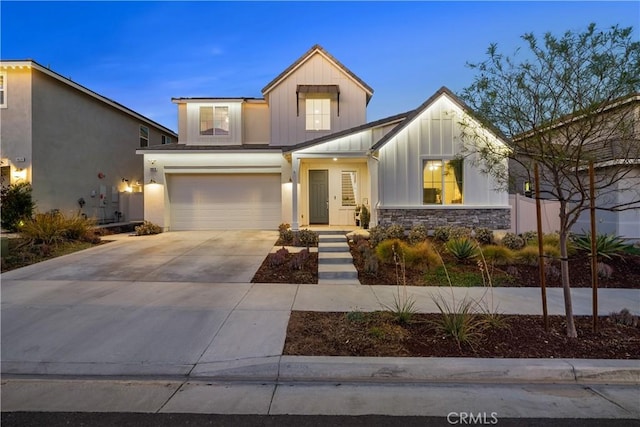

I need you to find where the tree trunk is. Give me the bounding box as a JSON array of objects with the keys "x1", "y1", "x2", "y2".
[{"x1": 558, "y1": 203, "x2": 578, "y2": 338}]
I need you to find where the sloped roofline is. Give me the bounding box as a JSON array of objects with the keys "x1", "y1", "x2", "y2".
[
  {"x1": 371, "y1": 86, "x2": 509, "y2": 151},
  {"x1": 261, "y1": 44, "x2": 374, "y2": 104},
  {"x1": 284, "y1": 111, "x2": 410, "y2": 154},
  {"x1": 1, "y1": 60, "x2": 177, "y2": 136}
]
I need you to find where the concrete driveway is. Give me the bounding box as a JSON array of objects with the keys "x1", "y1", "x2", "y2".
[{"x1": 1, "y1": 230, "x2": 278, "y2": 283}]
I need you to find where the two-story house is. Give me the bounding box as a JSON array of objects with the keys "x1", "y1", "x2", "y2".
[
  {"x1": 0, "y1": 60, "x2": 178, "y2": 223},
  {"x1": 138, "y1": 45, "x2": 510, "y2": 231}
]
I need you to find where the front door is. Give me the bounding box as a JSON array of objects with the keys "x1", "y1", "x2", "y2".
[{"x1": 309, "y1": 169, "x2": 329, "y2": 224}]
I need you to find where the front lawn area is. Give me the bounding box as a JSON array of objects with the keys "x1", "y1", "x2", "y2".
[{"x1": 1, "y1": 237, "x2": 106, "y2": 272}]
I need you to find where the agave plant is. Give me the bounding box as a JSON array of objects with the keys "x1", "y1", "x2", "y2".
[
  {"x1": 445, "y1": 237, "x2": 479, "y2": 260},
  {"x1": 571, "y1": 232, "x2": 632, "y2": 260}
]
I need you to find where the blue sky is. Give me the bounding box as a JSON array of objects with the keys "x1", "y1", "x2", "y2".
[{"x1": 2, "y1": 1, "x2": 638, "y2": 132}]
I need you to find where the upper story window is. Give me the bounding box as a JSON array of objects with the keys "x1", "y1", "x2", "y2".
[
  {"x1": 161, "y1": 135, "x2": 172, "y2": 145},
  {"x1": 423, "y1": 159, "x2": 463, "y2": 205},
  {"x1": 0, "y1": 72, "x2": 6, "y2": 108},
  {"x1": 139, "y1": 125, "x2": 149, "y2": 147},
  {"x1": 305, "y1": 98, "x2": 330, "y2": 130},
  {"x1": 200, "y1": 106, "x2": 229, "y2": 136}
]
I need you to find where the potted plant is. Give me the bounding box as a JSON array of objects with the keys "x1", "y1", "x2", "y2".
[
  {"x1": 360, "y1": 205, "x2": 370, "y2": 229},
  {"x1": 354, "y1": 205, "x2": 361, "y2": 226}
]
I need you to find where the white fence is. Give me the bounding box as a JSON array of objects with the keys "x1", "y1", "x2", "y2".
[{"x1": 508, "y1": 194, "x2": 560, "y2": 235}]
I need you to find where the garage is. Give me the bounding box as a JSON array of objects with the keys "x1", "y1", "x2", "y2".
[{"x1": 168, "y1": 173, "x2": 282, "y2": 230}]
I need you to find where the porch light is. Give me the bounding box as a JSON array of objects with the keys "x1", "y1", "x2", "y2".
[
  {"x1": 13, "y1": 168, "x2": 26, "y2": 180},
  {"x1": 333, "y1": 157, "x2": 338, "y2": 161}
]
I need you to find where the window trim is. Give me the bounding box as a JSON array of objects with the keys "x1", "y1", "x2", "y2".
[
  {"x1": 0, "y1": 71, "x2": 7, "y2": 108},
  {"x1": 139, "y1": 125, "x2": 149, "y2": 147},
  {"x1": 161, "y1": 135, "x2": 172, "y2": 145}
]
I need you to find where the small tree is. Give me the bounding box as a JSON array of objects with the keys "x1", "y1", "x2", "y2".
[
  {"x1": 1, "y1": 182, "x2": 35, "y2": 231},
  {"x1": 460, "y1": 24, "x2": 640, "y2": 337}
]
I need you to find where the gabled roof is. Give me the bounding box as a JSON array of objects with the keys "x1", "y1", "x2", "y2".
[
  {"x1": 371, "y1": 86, "x2": 508, "y2": 151},
  {"x1": 261, "y1": 44, "x2": 374, "y2": 104},
  {"x1": 284, "y1": 111, "x2": 410, "y2": 154},
  {"x1": 0, "y1": 60, "x2": 177, "y2": 137}
]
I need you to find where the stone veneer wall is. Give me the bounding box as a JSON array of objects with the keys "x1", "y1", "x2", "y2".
[{"x1": 377, "y1": 208, "x2": 511, "y2": 230}]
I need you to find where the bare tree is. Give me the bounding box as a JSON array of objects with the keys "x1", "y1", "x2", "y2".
[{"x1": 459, "y1": 23, "x2": 640, "y2": 337}]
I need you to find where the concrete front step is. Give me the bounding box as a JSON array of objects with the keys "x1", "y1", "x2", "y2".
[
  {"x1": 317, "y1": 278, "x2": 361, "y2": 285},
  {"x1": 318, "y1": 256, "x2": 353, "y2": 264},
  {"x1": 318, "y1": 236, "x2": 346, "y2": 243},
  {"x1": 315, "y1": 230, "x2": 349, "y2": 235},
  {"x1": 318, "y1": 271, "x2": 359, "y2": 280},
  {"x1": 318, "y1": 242, "x2": 350, "y2": 253}
]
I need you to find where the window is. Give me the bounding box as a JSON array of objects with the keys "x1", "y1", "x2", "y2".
[
  {"x1": 305, "y1": 98, "x2": 330, "y2": 130},
  {"x1": 139, "y1": 125, "x2": 149, "y2": 147},
  {"x1": 423, "y1": 159, "x2": 463, "y2": 204},
  {"x1": 200, "y1": 106, "x2": 229, "y2": 136},
  {"x1": 341, "y1": 171, "x2": 357, "y2": 206},
  {"x1": 0, "y1": 72, "x2": 6, "y2": 108},
  {"x1": 161, "y1": 135, "x2": 172, "y2": 145}
]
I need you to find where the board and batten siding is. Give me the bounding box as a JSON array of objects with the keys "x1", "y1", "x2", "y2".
[
  {"x1": 378, "y1": 94, "x2": 508, "y2": 208},
  {"x1": 184, "y1": 101, "x2": 243, "y2": 145},
  {"x1": 268, "y1": 53, "x2": 368, "y2": 146}
]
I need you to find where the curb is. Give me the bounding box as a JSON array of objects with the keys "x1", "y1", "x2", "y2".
[{"x1": 188, "y1": 356, "x2": 640, "y2": 385}]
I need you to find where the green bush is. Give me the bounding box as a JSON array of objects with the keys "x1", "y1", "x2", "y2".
[
  {"x1": 135, "y1": 221, "x2": 162, "y2": 235},
  {"x1": 446, "y1": 238, "x2": 479, "y2": 261},
  {"x1": 408, "y1": 224, "x2": 429, "y2": 245},
  {"x1": 20, "y1": 212, "x2": 67, "y2": 245},
  {"x1": 62, "y1": 215, "x2": 97, "y2": 242},
  {"x1": 386, "y1": 224, "x2": 405, "y2": 240},
  {"x1": 521, "y1": 231, "x2": 538, "y2": 245},
  {"x1": 1, "y1": 183, "x2": 35, "y2": 231},
  {"x1": 296, "y1": 229, "x2": 318, "y2": 248},
  {"x1": 360, "y1": 205, "x2": 371, "y2": 228},
  {"x1": 474, "y1": 227, "x2": 494, "y2": 245},
  {"x1": 430, "y1": 294, "x2": 488, "y2": 349},
  {"x1": 376, "y1": 239, "x2": 439, "y2": 269},
  {"x1": 500, "y1": 232, "x2": 526, "y2": 250},
  {"x1": 571, "y1": 232, "x2": 632, "y2": 260},
  {"x1": 368, "y1": 225, "x2": 388, "y2": 248},
  {"x1": 449, "y1": 226, "x2": 472, "y2": 240},
  {"x1": 514, "y1": 246, "x2": 540, "y2": 266},
  {"x1": 433, "y1": 226, "x2": 451, "y2": 242},
  {"x1": 480, "y1": 244, "x2": 514, "y2": 265}
]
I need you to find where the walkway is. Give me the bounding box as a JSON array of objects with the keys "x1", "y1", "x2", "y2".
[{"x1": 317, "y1": 230, "x2": 360, "y2": 285}]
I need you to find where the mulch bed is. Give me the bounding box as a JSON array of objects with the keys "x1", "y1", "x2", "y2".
[
  {"x1": 284, "y1": 311, "x2": 640, "y2": 359},
  {"x1": 252, "y1": 252, "x2": 318, "y2": 284}
]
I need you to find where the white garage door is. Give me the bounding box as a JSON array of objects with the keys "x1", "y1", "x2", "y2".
[{"x1": 168, "y1": 174, "x2": 282, "y2": 230}]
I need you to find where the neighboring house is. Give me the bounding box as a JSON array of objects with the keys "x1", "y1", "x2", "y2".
[
  {"x1": 138, "y1": 45, "x2": 510, "y2": 231},
  {"x1": 509, "y1": 93, "x2": 640, "y2": 240},
  {"x1": 0, "y1": 60, "x2": 178, "y2": 223}
]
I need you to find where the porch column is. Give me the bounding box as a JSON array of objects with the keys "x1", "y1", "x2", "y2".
[
  {"x1": 367, "y1": 155, "x2": 379, "y2": 226},
  {"x1": 291, "y1": 154, "x2": 301, "y2": 231}
]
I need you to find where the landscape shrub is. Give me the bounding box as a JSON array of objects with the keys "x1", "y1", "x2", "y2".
[
  {"x1": 521, "y1": 231, "x2": 538, "y2": 245},
  {"x1": 363, "y1": 248, "x2": 379, "y2": 273},
  {"x1": 597, "y1": 262, "x2": 614, "y2": 279},
  {"x1": 280, "y1": 229, "x2": 295, "y2": 245},
  {"x1": 62, "y1": 214, "x2": 97, "y2": 242},
  {"x1": 609, "y1": 308, "x2": 638, "y2": 328},
  {"x1": 386, "y1": 224, "x2": 405, "y2": 240},
  {"x1": 289, "y1": 249, "x2": 309, "y2": 270},
  {"x1": 368, "y1": 225, "x2": 388, "y2": 248},
  {"x1": 296, "y1": 229, "x2": 318, "y2": 248},
  {"x1": 445, "y1": 238, "x2": 479, "y2": 261},
  {"x1": 433, "y1": 226, "x2": 451, "y2": 242},
  {"x1": 542, "y1": 244, "x2": 561, "y2": 260},
  {"x1": 135, "y1": 221, "x2": 162, "y2": 236},
  {"x1": 376, "y1": 239, "x2": 405, "y2": 264},
  {"x1": 269, "y1": 247, "x2": 289, "y2": 267},
  {"x1": 1, "y1": 182, "x2": 35, "y2": 231},
  {"x1": 278, "y1": 223, "x2": 290, "y2": 234},
  {"x1": 571, "y1": 232, "x2": 632, "y2": 260},
  {"x1": 408, "y1": 224, "x2": 429, "y2": 245},
  {"x1": 480, "y1": 244, "x2": 514, "y2": 265},
  {"x1": 473, "y1": 227, "x2": 494, "y2": 245},
  {"x1": 20, "y1": 212, "x2": 68, "y2": 245},
  {"x1": 376, "y1": 239, "x2": 439, "y2": 269},
  {"x1": 449, "y1": 226, "x2": 472, "y2": 241},
  {"x1": 514, "y1": 246, "x2": 540, "y2": 265},
  {"x1": 542, "y1": 232, "x2": 561, "y2": 248},
  {"x1": 500, "y1": 232, "x2": 526, "y2": 250}
]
